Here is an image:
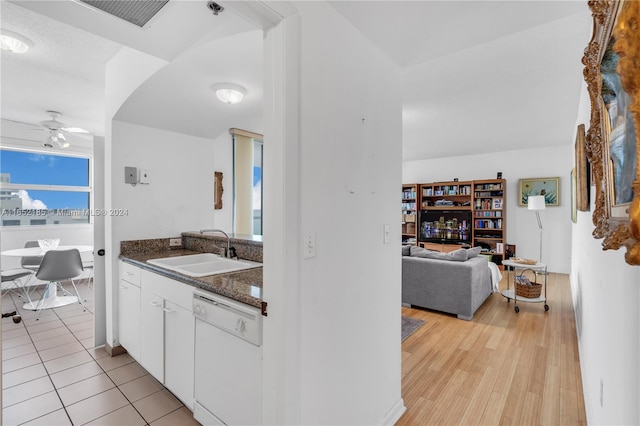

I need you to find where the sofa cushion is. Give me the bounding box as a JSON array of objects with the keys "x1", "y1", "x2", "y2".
[
  {"x1": 410, "y1": 246, "x2": 469, "y2": 262},
  {"x1": 466, "y1": 246, "x2": 482, "y2": 258},
  {"x1": 402, "y1": 245, "x2": 411, "y2": 256}
]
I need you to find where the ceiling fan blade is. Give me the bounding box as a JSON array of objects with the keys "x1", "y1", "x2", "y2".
[{"x1": 60, "y1": 127, "x2": 89, "y2": 134}]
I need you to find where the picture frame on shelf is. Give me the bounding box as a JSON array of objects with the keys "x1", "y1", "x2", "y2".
[{"x1": 518, "y1": 177, "x2": 560, "y2": 207}]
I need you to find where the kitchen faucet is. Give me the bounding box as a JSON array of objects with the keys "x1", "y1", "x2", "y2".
[{"x1": 199, "y1": 229, "x2": 236, "y2": 258}]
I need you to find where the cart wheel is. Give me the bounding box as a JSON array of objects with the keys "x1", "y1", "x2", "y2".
[
  {"x1": 515, "y1": 306, "x2": 520, "y2": 313},
  {"x1": 544, "y1": 304, "x2": 549, "y2": 311},
  {"x1": 507, "y1": 298, "x2": 511, "y2": 303}
]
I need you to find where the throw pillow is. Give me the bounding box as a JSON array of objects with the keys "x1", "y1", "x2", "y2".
[
  {"x1": 447, "y1": 248, "x2": 469, "y2": 261},
  {"x1": 402, "y1": 245, "x2": 411, "y2": 256},
  {"x1": 466, "y1": 246, "x2": 482, "y2": 258},
  {"x1": 410, "y1": 247, "x2": 469, "y2": 262},
  {"x1": 409, "y1": 245, "x2": 427, "y2": 256}
]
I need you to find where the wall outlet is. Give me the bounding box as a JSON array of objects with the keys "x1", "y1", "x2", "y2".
[{"x1": 169, "y1": 238, "x2": 182, "y2": 247}]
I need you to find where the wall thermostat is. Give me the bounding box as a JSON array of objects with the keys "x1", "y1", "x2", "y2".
[{"x1": 125, "y1": 166, "x2": 138, "y2": 184}]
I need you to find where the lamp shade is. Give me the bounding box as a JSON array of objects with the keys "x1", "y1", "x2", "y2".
[{"x1": 528, "y1": 195, "x2": 546, "y2": 211}]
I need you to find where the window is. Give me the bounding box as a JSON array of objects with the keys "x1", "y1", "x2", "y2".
[
  {"x1": 232, "y1": 131, "x2": 263, "y2": 236},
  {"x1": 0, "y1": 149, "x2": 91, "y2": 226}
]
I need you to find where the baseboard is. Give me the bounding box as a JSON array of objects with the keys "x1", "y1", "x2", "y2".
[
  {"x1": 381, "y1": 398, "x2": 406, "y2": 425},
  {"x1": 104, "y1": 343, "x2": 127, "y2": 357}
]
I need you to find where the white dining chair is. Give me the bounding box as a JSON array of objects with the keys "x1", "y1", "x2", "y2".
[
  {"x1": 82, "y1": 255, "x2": 94, "y2": 302},
  {"x1": 1, "y1": 268, "x2": 35, "y2": 303},
  {"x1": 21, "y1": 240, "x2": 43, "y2": 271},
  {"x1": 32, "y1": 248, "x2": 86, "y2": 319}
]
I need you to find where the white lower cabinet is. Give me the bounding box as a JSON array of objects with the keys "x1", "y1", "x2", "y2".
[
  {"x1": 118, "y1": 262, "x2": 141, "y2": 360},
  {"x1": 164, "y1": 300, "x2": 194, "y2": 409},
  {"x1": 140, "y1": 289, "x2": 164, "y2": 382},
  {"x1": 138, "y1": 269, "x2": 194, "y2": 409}
]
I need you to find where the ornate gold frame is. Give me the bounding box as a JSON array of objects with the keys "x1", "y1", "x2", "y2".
[{"x1": 583, "y1": 0, "x2": 640, "y2": 264}]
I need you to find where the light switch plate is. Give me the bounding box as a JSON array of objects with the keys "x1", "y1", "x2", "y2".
[
  {"x1": 140, "y1": 169, "x2": 150, "y2": 184},
  {"x1": 383, "y1": 224, "x2": 390, "y2": 244}
]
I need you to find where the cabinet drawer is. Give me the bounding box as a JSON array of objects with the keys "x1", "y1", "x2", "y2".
[
  {"x1": 141, "y1": 269, "x2": 193, "y2": 311},
  {"x1": 120, "y1": 261, "x2": 141, "y2": 287}
]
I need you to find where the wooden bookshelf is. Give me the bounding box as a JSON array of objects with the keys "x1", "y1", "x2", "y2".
[
  {"x1": 472, "y1": 179, "x2": 506, "y2": 264},
  {"x1": 402, "y1": 178, "x2": 508, "y2": 265},
  {"x1": 402, "y1": 184, "x2": 418, "y2": 245}
]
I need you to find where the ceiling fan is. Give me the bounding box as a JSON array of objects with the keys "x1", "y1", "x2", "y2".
[{"x1": 6, "y1": 110, "x2": 89, "y2": 149}]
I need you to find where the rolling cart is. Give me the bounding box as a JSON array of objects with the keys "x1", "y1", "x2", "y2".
[{"x1": 501, "y1": 259, "x2": 548, "y2": 313}]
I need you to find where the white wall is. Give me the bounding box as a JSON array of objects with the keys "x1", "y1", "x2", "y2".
[
  {"x1": 403, "y1": 145, "x2": 573, "y2": 273},
  {"x1": 267, "y1": 3, "x2": 404, "y2": 424},
  {"x1": 104, "y1": 47, "x2": 168, "y2": 349},
  {"x1": 111, "y1": 121, "x2": 216, "y2": 240},
  {"x1": 570, "y1": 81, "x2": 640, "y2": 425}
]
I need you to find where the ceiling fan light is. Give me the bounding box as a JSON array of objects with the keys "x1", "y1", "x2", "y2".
[
  {"x1": 211, "y1": 83, "x2": 247, "y2": 104},
  {"x1": 0, "y1": 29, "x2": 33, "y2": 53},
  {"x1": 60, "y1": 141, "x2": 70, "y2": 148}
]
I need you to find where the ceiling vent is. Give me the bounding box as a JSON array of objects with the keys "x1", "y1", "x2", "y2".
[{"x1": 79, "y1": 0, "x2": 170, "y2": 27}]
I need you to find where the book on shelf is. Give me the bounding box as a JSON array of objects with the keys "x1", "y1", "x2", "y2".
[
  {"x1": 496, "y1": 242, "x2": 504, "y2": 254},
  {"x1": 492, "y1": 198, "x2": 503, "y2": 209}
]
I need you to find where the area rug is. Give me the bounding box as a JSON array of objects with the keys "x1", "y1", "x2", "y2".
[{"x1": 402, "y1": 316, "x2": 425, "y2": 342}]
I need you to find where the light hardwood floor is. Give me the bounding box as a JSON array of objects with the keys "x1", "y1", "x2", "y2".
[{"x1": 398, "y1": 272, "x2": 587, "y2": 425}]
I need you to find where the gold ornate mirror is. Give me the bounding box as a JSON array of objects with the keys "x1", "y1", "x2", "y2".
[{"x1": 583, "y1": 0, "x2": 640, "y2": 264}]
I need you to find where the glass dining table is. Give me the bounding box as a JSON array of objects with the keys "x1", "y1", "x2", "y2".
[{"x1": 1, "y1": 245, "x2": 93, "y2": 310}]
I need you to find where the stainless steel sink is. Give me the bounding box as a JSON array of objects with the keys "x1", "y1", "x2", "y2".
[{"x1": 147, "y1": 253, "x2": 261, "y2": 277}]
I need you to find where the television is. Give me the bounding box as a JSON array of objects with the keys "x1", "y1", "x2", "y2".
[{"x1": 418, "y1": 210, "x2": 472, "y2": 244}]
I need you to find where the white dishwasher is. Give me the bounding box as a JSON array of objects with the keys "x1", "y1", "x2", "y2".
[{"x1": 192, "y1": 290, "x2": 262, "y2": 426}]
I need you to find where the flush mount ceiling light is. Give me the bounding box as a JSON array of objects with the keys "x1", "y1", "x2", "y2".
[
  {"x1": 0, "y1": 29, "x2": 33, "y2": 53},
  {"x1": 211, "y1": 83, "x2": 247, "y2": 104}
]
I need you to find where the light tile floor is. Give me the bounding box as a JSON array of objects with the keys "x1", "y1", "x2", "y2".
[{"x1": 2, "y1": 280, "x2": 201, "y2": 426}]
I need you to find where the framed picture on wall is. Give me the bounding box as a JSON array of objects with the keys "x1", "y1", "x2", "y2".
[
  {"x1": 571, "y1": 168, "x2": 577, "y2": 223},
  {"x1": 518, "y1": 177, "x2": 560, "y2": 207},
  {"x1": 575, "y1": 124, "x2": 589, "y2": 211}
]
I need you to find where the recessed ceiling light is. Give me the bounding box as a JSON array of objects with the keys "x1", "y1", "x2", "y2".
[
  {"x1": 0, "y1": 29, "x2": 33, "y2": 53},
  {"x1": 211, "y1": 83, "x2": 247, "y2": 104}
]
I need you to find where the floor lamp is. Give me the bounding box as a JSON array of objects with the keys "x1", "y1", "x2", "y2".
[{"x1": 528, "y1": 195, "x2": 546, "y2": 264}]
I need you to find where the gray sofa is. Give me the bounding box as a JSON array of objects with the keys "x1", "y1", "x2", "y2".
[{"x1": 402, "y1": 246, "x2": 493, "y2": 320}]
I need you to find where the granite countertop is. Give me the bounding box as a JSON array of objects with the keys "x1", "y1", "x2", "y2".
[{"x1": 119, "y1": 249, "x2": 263, "y2": 310}]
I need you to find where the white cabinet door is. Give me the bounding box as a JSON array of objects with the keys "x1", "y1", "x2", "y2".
[
  {"x1": 164, "y1": 300, "x2": 194, "y2": 409},
  {"x1": 140, "y1": 289, "x2": 164, "y2": 382},
  {"x1": 118, "y1": 279, "x2": 141, "y2": 360}
]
